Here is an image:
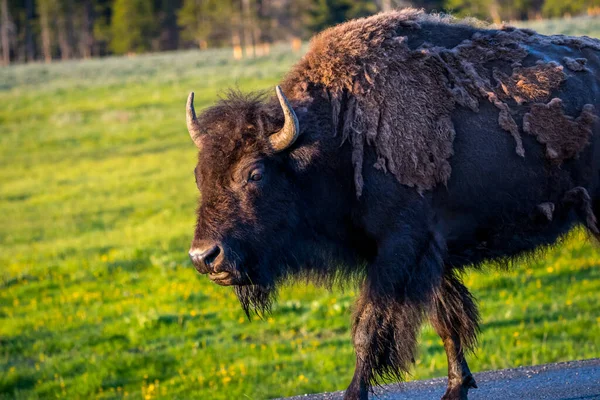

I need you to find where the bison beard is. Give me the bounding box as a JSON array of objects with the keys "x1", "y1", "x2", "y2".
[
  {"x1": 186, "y1": 8, "x2": 600, "y2": 400},
  {"x1": 234, "y1": 284, "x2": 275, "y2": 318}
]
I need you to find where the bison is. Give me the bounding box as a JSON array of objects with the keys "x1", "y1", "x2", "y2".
[{"x1": 185, "y1": 9, "x2": 600, "y2": 400}]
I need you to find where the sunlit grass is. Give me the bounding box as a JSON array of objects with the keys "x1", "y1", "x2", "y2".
[{"x1": 1, "y1": 16, "x2": 599, "y2": 400}]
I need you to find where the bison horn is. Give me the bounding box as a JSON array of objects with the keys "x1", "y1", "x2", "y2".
[
  {"x1": 186, "y1": 92, "x2": 203, "y2": 148},
  {"x1": 269, "y1": 86, "x2": 300, "y2": 152}
]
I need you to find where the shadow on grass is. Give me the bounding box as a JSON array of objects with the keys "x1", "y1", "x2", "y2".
[
  {"x1": 0, "y1": 274, "x2": 39, "y2": 289},
  {"x1": 99, "y1": 352, "x2": 179, "y2": 390},
  {"x1": 0, "y1": 372, "x2": 36, "y2": 395}
]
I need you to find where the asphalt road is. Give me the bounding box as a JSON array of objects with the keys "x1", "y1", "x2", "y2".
[{"x1": 281, "y1": 358, "x2": 600, "y2": 400}]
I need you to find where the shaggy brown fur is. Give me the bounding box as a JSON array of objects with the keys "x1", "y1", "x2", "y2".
[
  {"x1": 563, "y1": 57, "x2": 588, "y2": 72},
  {"x1": 281, "y1": 9, "x2": 596, "y2": 194},
  {"x1": 351, "y1": 293, "x2": 425, "y2": 384},
  {"x1": 429, "y1": 272, "x2": 480, "y2": 352},
  {"x1": 429, "y1": 272, "x2": 480, "y2": 399},
  {"x1": 283, "y1": 10, "x2": 456, "y2": 195},
  {"x1": 523, "y1": 98, "x2": 597, "y2": 164},
  {"x1": 493, "y1": 61, "x2": 565, "y2": 104},
  {"x1": 283, "y1": 10, "x2": 523, "y2": 193}
]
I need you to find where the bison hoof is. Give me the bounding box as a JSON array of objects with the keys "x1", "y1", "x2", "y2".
[{"x1": 441, "y1": 375, "x2": 477, "y2": 400}]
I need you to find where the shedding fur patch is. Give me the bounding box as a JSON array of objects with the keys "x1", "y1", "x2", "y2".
[
  {"x1": 523, "y1": 98, "x2": 597, "y2": 164},
  {"x1": 550, "y1": 36, "x2": 600, "y2": 51},
  {"x1": 563, "y1": 57, "x2": 588, "y2": 72},
  {"x1": 536, "y1": 202, "x2": 555, "y2": 222},
  {"x1": 493, "y1": 61, "x2": 565, "y2": 104},
  {"x1": 430, "y1": 30, "x2": 531, "y2": 157},
  {"x1": 284, "y1": 9, "x2": 458, "y2": 195},
  {"x1": 282, "y1": 9, "x2": 593, "y2": 195}
]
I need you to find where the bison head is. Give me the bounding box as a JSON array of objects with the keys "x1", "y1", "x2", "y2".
[{"x1": 185, "y1": 87, "x2": 339, "y2": 315}]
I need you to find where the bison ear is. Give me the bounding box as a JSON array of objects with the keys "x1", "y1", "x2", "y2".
[
  {"x1": 268, "y1": 86, "x2": 300, "y2": 153},
  {"x1": 186, "y1": 92, "x2": 204, "y2": 149}
]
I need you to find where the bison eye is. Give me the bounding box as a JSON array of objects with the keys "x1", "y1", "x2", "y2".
[{"x1": 249, "y1": 171, "x2": 263, "y2": 182}]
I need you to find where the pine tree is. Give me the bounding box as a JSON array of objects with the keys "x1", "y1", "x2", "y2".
[
  {"x1": 110, "y1": 0, "x2": 155, "y2": 54},
  {"x1": 305, "y1": 0, "x2": 376, "y2": 34},
  {"x1": 26, "y1": 1, "x2": 34, "y2": 60},
  {"x1": 38, "y1": 0, "x2": 57, "y2": 62},
  {"x1": 76, "y1": 0, "x2": 94, "y2": 59},
  {"x1": 93, "y1": 0, "x2": 113, "y2": 57},
  {"x1": 56, "y1": 0, "x2": 75, "y2": 60},
  {"x1": 158, "y1": 0, "x2": 180, "y2": 51},
  {"x1": 178, "y1": 0, "x2": 233, "y2": 49},
  {"x1": 542, "y1": 0, "x2": 597, "y2": 18},
  {"x1": 0, "y1": 0, "x2": 12, "y2": 64}
]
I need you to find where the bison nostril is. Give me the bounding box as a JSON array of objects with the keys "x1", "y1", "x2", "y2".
[
  {"x1": 202, "y1": 245, "x2": 221, "y2": 266},
  {"x1": 189, "y1": 243, "x2": 221, "y2": 271}
]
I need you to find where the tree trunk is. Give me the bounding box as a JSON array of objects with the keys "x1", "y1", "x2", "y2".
[
  {"x1": 57, "y1": 21, "x2": 70, "y2": 59},
  {"x1": 79, "y1": 0, "x2": 93, "y2": 59},
  {"x1": 0, "y1": 0, "x2": 10, "y2": 65},
  {"x1": 39, "y1": 1, "x2": 53, "y2": 63},
  {"x1": 231, "y1": 9, "x2": 243, "y2": 60},
  {"x1": 241, "y1": 0, "x2": 255, "y2": 58},
  {"x1": 489, "y1": 0, "x2": 501, "y2": 25},
  {"x1": 57, "y1": 1, "x2": 73, "y2": 60},
  {"x1": 25, "y1": 0, "x2": 35, "y2": 61},
  {"x1": 159, "y1": 0, "x2": 178, "y2": 51}
]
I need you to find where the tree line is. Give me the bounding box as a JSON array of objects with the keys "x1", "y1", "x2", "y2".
[{"x1": 1, "y1": 0, "x2": 598, "y2": 65}]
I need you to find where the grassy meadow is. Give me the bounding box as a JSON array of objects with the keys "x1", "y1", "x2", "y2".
[{"x1": 1, "y1": 16, "x2": 600, "y2": 400}]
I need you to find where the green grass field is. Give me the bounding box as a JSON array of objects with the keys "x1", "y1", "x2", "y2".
[{"x1": 1, "y1": 16, "x2": 600, "y2": 400}]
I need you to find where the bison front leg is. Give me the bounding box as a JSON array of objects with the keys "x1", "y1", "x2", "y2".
[
  {"x1": 345, "y1": 294, "x2": 426, "y2": 400},
  {"x1": 429, "y1": 272, "x2": 480, "y2": 400},
  {"x1": 344, "y1": 230, "x2": 446, "y2": 400}
]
